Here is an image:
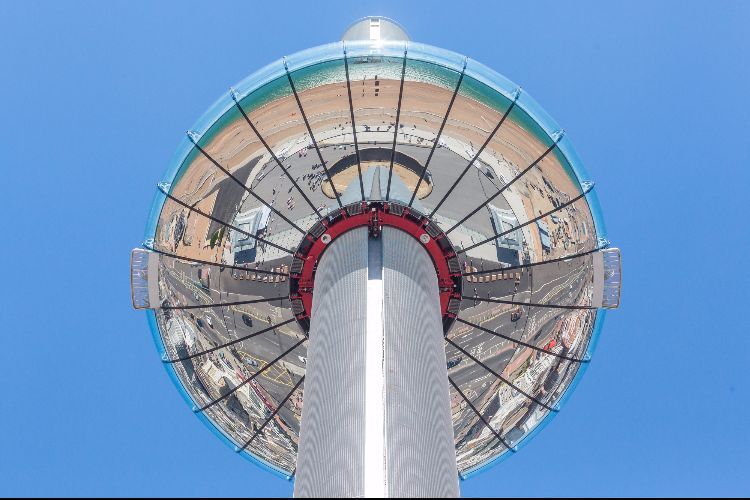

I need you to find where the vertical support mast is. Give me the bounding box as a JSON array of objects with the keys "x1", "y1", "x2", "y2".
[
  {"x1": 294, "y1": 226, "x2": 458, "y2": 498},
  {"x1": 381, "y1": 228, "x2": 459, "y2": 497}
]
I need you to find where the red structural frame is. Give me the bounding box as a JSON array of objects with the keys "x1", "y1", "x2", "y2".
[{"x1": 289, "y1": 201, "x2": 463, "y2": 334}]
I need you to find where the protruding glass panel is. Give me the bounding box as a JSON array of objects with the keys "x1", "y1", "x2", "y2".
[
  {"x1": 130, "y1": 248, "x2": 156, "y2": 309},
  {"x1": 601, "y1": 248, "x2": 621, "y2": 309}
]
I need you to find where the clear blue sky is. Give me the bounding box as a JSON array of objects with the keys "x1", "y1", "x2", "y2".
[{"x1": 1, "y1": 1, "x2": 748, "y2": 496}]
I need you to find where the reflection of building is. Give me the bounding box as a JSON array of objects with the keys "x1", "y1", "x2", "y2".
[
  {"x1": 561, "y1": 311, "x2": 588, "y2": 350},
  {"x1": 231, "y1": 205, "x2": 271, "y2": 264},
  {"x1": 489, "y1": 204, "x2": 522, "y2": 266},
  {"x1": 536, "y1": 219, "x2": 552, "y2": 253},
  {"x1": 200, "y1": 360, "x2": 226, "y2": 388},
  {"x1": 520, "y1": 345, "x2": 561, "y2": 392},
  {"x1": 197, "y1": 267, "x2": 210, "y2": 289},
  {"x1": 520, "y1": 404, "x2": 547, "y2": 434},
  {"x1": 166, "y1": 317, "x2": 195, "y2": 349}
]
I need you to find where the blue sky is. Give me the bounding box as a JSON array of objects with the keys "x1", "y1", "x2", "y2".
[{"x1": 1, "y1": 1, "x2": 748, "y2": 496}]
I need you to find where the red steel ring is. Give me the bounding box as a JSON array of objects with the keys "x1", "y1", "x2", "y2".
[{"x1": 289, "y1": 201, "x2": 463, "y2": 334}]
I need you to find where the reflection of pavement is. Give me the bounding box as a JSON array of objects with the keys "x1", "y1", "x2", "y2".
[
  {"x1": 257, "y1": 214, "x2": 319, "y2": 260},
  {"x1": 432, "y1": 213, "x2": 498, "y2": 261},
  {"x1": 216, "y1": 134, "x2": 522, "y2": 271},
  {"x1": 242, "y1": 141, "x2": 505, "y2": 239}
]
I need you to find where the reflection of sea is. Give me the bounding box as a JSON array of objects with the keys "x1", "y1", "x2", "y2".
[
  {"x1": 171, "y1": 54, "x2": 582, "y2": 191},
  {"x1": 286, "y1": 57, "x2": 583, "y2": 187}
]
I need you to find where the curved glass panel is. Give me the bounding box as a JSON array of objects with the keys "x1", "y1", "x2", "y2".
[{"x1": 142, "y1": 39, "x2": 611, "y2": 478}]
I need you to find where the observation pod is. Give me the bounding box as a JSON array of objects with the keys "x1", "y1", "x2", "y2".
[{"x1": 131, "y1": 17, "x2": 621, "y2": 498}]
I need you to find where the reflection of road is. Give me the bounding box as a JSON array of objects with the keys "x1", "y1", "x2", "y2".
[
  {"x1": 448, "y1": 258, "x2": 592, "y2": 428},
  {"x1": 242, "y1": 141, "x2": 506, "y2": 242},
  {"x1": 160, "y1": 259, "x2": 307, "y2": 427},
  {"x1": 163, "y1": 127, "x2": 596, "y2": 473}
]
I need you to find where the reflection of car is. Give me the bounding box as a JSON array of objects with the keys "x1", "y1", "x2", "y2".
[
  {"x1": 298, "y1": 356, "x2": 307, "y2": 365},
  {"x1": 510, "y1": 307, "x2": 522, "y2": 322},
  {"x1": 242, "y1": 314, "x2": 253, "y2": 327},
  {"x1": 205, "y1": 315, "x2": 213, "y2": 328},
  {"x1": 447, "y1": 356, "x2": 462, "y2": 369},
  {"x1": 244, "y1": 356, "x2": 259, "y2": 368},
  {"x1": 196, "y1": 318, "x2": 205, "y2": 329},
  {"x1": 544, "y1": 339, "x2": 557, "y2": 351}
]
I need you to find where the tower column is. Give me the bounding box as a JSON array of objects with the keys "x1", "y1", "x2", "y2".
[
  {"x1": 294, "y1": 228, "x2": 369, "y2": 498},
  {"x1": 294, "y1": 227, "x2": 458, "y2": 498},
  {"x1": 381, "y1": 227, "x2": 459, "y2": 498}
]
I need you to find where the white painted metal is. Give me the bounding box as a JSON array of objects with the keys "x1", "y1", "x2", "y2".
[{"x1": 364, "y1": 237, "x2": 387, "y2": 497}]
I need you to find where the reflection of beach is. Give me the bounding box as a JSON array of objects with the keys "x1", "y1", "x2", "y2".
[
  {"x1": 164, "y1": 77, "x2": 595, "y2": 270},
  {"x1": 319, "y1": 158, "x2": 433, "y2": 199},
  {"x1": 167, "y1": 77, "x2": 587, "y2": 210},
  {"x1": 158, "y1": 191, "x2": 225, "y2": 263}
]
